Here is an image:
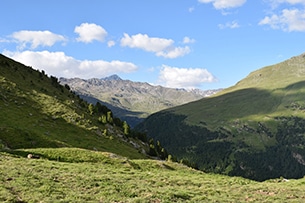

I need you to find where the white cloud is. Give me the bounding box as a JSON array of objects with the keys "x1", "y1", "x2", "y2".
[
  {"x1": 259, "y1": 9, "x2": 305, "y2": 31},
  {"x1": 107, "y1": 40, "x2": 116, "y2": 47},
  {"x1": 183, "y1": 37, "x2": 196, "y2": 44},
  {"x1": 74, "y1": 23, "x2": 107, "y2": 43},
  {"x1": 158, "y1": 65, "x2": 216, "y2": 89},
  {"x1": 11, "y1": 30, "x2": 66, "y2": 49},
  {"x1": 121, "y1": 33, "x2": 173, "y2": 52},
  {"x1": 282, "y1": 0, "x2": 305, "y2": 4},
  {"x1": 3, "y1": 50, "x2": 138, "y2": 79},
  {"x1": 156, "y1": 47, "x2": 191, "y2": 59},
  {"x1": 120, "y1": 33, "x2": 190, "y2": 58},
  {"x1": 198, "y1": 0, "x2": 246, "y2": 9},
  {"x1": 189, "y1": 7, "x2": 195, "y2": 12},
  {"x1": 218, "y1": 20, "x2": 240, "y2": 29},
  {"x1": 268, "y1": 0, "x2": 305, "y2": 7},
  {"x1": 0, "y1": 38, "x2": 10, "y2": 43}
]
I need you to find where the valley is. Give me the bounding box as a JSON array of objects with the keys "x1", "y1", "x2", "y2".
[
  {"x1": 2, "y1": 52, "x2": 305, "y2": 201},
  {"x1": 136, "y1": 52, "x2": 305, "y2": 181},
  {"x1": 59, "y1": 76, "x2": 221, "y2": 127},
  {"x1": 2, "y1": 1, "x2": 305, "y2": 201}
]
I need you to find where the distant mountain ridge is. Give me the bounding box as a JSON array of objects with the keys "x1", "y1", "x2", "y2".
[
  {"x1": 102, "y1": 74, "x2": 122, "y2": 81},
  {"x1": 59, "y1": 75, "x2": 222, "y2": 127}
]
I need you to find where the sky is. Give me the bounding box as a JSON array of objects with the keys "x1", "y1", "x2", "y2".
[{"x1": 1, "y1": 0, "x2": 305, "y2": 90}]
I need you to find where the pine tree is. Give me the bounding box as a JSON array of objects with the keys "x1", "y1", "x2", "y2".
[
  {"x1": 123, "y1": 121, "x2": 130, "y2": 136},
  {"x1": 98, "y1": 115, "x2": 107, "y2": 124},
  {"x1": 107, "y1": 111, "x2": 113, "y2": 123},
  {"x1": 88, "y1": 103, "x2": 94, "y2": 115},
  {"x1": 148, "y1": 138, "x2": 157, "y2": 156}
]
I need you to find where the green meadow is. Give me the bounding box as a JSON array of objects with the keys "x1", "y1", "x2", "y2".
[{"x1": 1, "y1": 148, "x2": 305, "y2": 202}]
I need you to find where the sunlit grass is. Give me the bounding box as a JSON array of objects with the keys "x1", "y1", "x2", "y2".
[{"x1": 1, "y1": 148, "x2": 305, "y2": 202}]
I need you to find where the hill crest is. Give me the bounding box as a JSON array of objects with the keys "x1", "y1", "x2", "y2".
[{"x1": 136, "y1": 52, "x2": 305, "y2": 181}]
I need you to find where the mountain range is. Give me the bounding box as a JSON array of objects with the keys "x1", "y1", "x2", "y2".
[
  {"x1": 4, "y1": 53, "x2": 305, "y2": 201},
  {"x1": 136, "y1": 52, "x2": 305, "y2": 181},
  {"x1": 60, "y1": 75, "x2": 221, "y2": 127}
]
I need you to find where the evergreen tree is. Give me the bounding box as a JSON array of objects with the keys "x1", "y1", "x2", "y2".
[
  {"x1": 98, "y1": 115, "x2": 107, "y2": 124},
  {"x1": 102, "y1": 129, "x2": 107, "y2": 136},
  {"x1": 155, "y1": 140, "x2": 168, "y2": 159},
  {"x1": 107, "y1": 111, "x2": 113, "y2": 123},
  {"x1": 167, "y1": 154, "x2": 173, "y2": 162},
  {"x1": 64, "y1": 84, "x2": 70, "y2": 91},
  {"x1": 123, "y1": 121, "x2": 130, "y2": 136},
  {"x1": 88, "y1": 103, "x2": 94, "y2": 115},
  {"x1": 95, "y1": 102, "x2": 110, "y2": 114},
  {"x1": 113, "y1": 117, "x2": 122, "y2": 127},
  {"x1": 148, "y1": 138, "x2": 157, "y2": 156}
]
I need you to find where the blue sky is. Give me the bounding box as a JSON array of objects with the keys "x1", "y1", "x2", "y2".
[{"x1": 1, "y1": 0, "x2": 305, "y2": 90}]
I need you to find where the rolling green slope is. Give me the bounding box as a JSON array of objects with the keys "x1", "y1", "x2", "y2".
[
  {"x1": 0, "y1": 54, "x2": 147, "y2": 159},
  {"x1": 136, "y1": 52, "x2": 305, "y2": 181}
]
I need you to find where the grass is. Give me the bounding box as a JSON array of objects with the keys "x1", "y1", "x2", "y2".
[
  {"x1": 135, "y1": 52, "x2": 305, "y2": 180},
  {"x1": 1, "y1": 148, "x2": 305, "y2": 202},
  {"x1": 2, "y1": 50, "x2": 305, "y2": 201},
  {"x1": 0, "y1": 54, "x2": 148, "y2": 160},
  {"x1": 163, "y1": 54, "x2": 305, "y2": 134},
  {"x1": 183, "y1": 53, "x2": 305, "y2": 126}
]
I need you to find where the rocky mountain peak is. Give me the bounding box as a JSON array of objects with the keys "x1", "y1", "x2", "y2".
[
  {"x1": 102, "y1": 74, "x2": 122, "y2": 81},
  {"x1": 60, "y1": 76, "x2": 222, "y2": 127}
]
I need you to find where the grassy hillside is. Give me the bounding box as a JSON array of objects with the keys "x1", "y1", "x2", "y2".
[
  {"x1": 136, "y1": 52, "x2": 305, "y2": 181},
  {"x1": 0, "y1": 54, "x2": 147, "y2": 159},
  {"x1": 1, "y1": 148, "x2": 305, "y2": 202},
  {"x1": 2, "y1": 54, "x2": 305, "y2": 202},
  {"x1": 174, "y1": 53, "x2": 305, "y2": 129}
]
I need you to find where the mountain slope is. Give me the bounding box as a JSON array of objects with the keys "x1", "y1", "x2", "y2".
[
  {"x1": 0, "y1": 54, "x2": 148, "y2": 159},
  {"x1": 59, "y1": 76, "x2": 221, "y2": 127},
  {"x1": 136, "y1": 52, "x2": 305, "y2": 181}
]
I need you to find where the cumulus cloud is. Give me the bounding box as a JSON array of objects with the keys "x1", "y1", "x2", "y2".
[
  {"x1": 158, "y1": 65, "x2": 216, "y2": 89},
  {"x1": 121, "y1": 33, "x2": 173, "y2": 52},
  {"x1": 120, "y1": 33, "x2": 190, "y2": 58},
  {"x1": 183, "y1": 37, "x2": 196, "y2": 44},
  {"x1": 107, "y1": 40, "x2": 116, "y2": 47},
  {"x1": 198, "y1": 0, "x2": 246, "y2": 9},
  {"x1": 0, "y1": 38, "x2": 10, "y2": 43},
  {"x1": 268, "y1": 0, "x2": 305, "y2": 8},
  {"x1": 281, "y1": 0, "x2": 305, "y2": 4},
  {"x1": 218, "y1": 20, "x2": 240, "y2": 29},
  {"x1": 10, "y1": 30, "x2": 66, "y2": 49},
  {"x1": 259, "y1": 8, "x2": 305, "y2": 31},
  {"x1": 189, "y1": 7, "x2": 195, "y2": 12},
  {"x1": 74, "y1": 23, "x2": 107, "y2": 43},
  {"x1": 156, "y1": 47, "x2": 191, "y2": 59},
  {"x1": 3, "y1": 50, "x2": 138, "y2": 79}
]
